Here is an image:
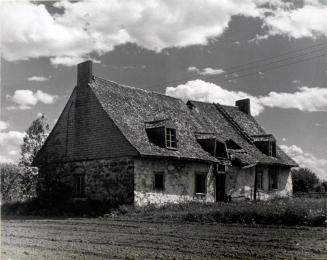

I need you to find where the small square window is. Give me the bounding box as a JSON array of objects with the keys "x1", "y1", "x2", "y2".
[
  {"x1": 154, "y1": 173, "x2": 164, "y2": 191},
  {"x1": 166, "y1": 128, "x2": 177, "y2": 148},
  {"x1": 73, "y1": 175, "x2": 85, "y2": 197},
  {"x1": 195, "y1": 174, "x2": 206, "y2": 194}
]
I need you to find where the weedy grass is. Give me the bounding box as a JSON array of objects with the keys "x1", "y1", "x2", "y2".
[{"x1": 121, "y1": 198, "x2": 327, "y2": 227}]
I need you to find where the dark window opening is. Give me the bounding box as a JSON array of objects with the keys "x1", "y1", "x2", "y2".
[
  {"x1": 218, "y1": 164, "x2": 226, "y2": 172},
  {"x1": 269, "y1": 166, "x2": 278, "y2": 190},
  {"x1": 73, "y1": 175, "x2": 85, "y2": 197},
  {"x1": 154, "y1": 173, "x2": 164, "y2": 191},
  {"x1": 269, "y1": 141, "x2": 276, "y2": 157},
  {"x1": 226, "y1": 139, "x2": 242, "y2": 150},
  {"x1": 195, "y1": 174, "x2": 206, "y2": 194},
  {"x1": 166, "y1": 128, "x2": 177, "y2": 148},
  {"x1": 257, "y1": 171, "x2": 263, "y2": 190}
]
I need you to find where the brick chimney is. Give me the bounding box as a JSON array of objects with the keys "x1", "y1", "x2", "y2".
[
  {"x1": 77, "y1": 60, "x2": 93, "y2": 85},
  {"x1": 235, "y1": 98, "x2": 250, "y2": 115}
]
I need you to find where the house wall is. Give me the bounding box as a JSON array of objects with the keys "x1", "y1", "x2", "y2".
[
  {"x1": 35, "y1": 84, "x2": 137, "y2": 164},
  {"x1": 38, "y1": 157, "x2": 134, "y2": 204},
  {"x1": 134, "y1": 158, "x2": 215, "y2": 206},
  {"x1": 225, "y1": 165, "x2": 292, "y2": 200}
]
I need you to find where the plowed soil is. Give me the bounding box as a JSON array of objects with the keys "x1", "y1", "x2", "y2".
[{"x1": 1, "y1": 217, "x2": 327, "y2": 259}]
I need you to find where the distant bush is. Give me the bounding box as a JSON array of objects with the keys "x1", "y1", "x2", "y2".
[
  {"x1": 130, "y1": 198, "x2": 327, "y2": 227},
  {"x1": 1, "y1": 197, "x2": 117, "y2": 218},
  {"x1": 292, "y1": 168, "x2": 319, "y2": 192},
  {"x1": 0, "y1": 163, "x2": 24, "y2": 203}
]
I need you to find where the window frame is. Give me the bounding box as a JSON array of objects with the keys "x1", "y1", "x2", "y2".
[
  {"x1": 165, "y1": 128, "x2": 177, "y2": 149},
  {"x1": 73, "y1": 174, "x2": 85, "y2": 198},
  {"x1": 195, "y1": 173, "x2": 207, "y2": 194},
  {"x1": 154, "y1": 172, "x2": 165, "y2": 191}
]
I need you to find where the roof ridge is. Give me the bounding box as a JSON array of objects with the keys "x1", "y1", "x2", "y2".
[
  {"x1": 92, "y1": 76, "x2": 183, "y2": 102},
  {"x1": 214, "y1": 103, "x2": 254, "y2": 144}
]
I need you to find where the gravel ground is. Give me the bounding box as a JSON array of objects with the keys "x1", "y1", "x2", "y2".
[{"x1": 1, "y1": 217, "x2": 327, "y2": 259}]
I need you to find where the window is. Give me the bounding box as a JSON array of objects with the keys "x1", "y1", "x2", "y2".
[
  {"x1": 226, "y1": 139, "x2": 242, "y2": 150},
  {"x1": 269, "y1": 166, "x2": 278, "y2": 190},
  {"x1": 257, "y1": 171, "x2": 263, "y2": 190},
  {"x1": 166, "y1": 128, "x2": 177, "y2": 148},
  {"x1": 154, "y1": 173, "x2": 164, "y2": 191},
  {"x1": 73, "y1": 175, "x2": 85, "y2": 197},
  {"x1": 195, "y1": 173, "x2": 206, "y2": 194},
  {"x1": 269, "y1": 141, "x2": 276, "y2": 157}
]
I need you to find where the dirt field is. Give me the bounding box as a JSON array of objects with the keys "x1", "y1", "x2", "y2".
[{"x1": 1, "y1": 217, "x2": 327, "y2": 259}]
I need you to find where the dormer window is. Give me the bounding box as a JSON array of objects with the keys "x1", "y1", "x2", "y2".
[
  {"x1": 252, "y1": 135, "x2": 276, "y2": 157},
  {"x1": 226, "y1": 139, "x2": 242, "y2": 150},
  {"x1": 195, "y1": 133, "x2": 229, "y2": 159},
  {"x1": 166, "y1": 128, "x2": 177, "y2": 148},
  {"x1": 145, "y1": 118, "x2": 177, "y2": 149}
]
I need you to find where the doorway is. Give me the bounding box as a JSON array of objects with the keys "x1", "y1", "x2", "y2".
[{"x1": 216, "y1": 174, "x2": 226, "y2": 201}]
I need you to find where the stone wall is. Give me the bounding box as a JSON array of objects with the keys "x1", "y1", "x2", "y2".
[
  {"x1": 134, "y1": 158, "x2": 215, "y2": 206},
  {"x1": 225, "y1": 165, "x2": 292, "y2": 200},
  {"x1": 38, "y1": 157, "x2": 134, "y2": 204}
]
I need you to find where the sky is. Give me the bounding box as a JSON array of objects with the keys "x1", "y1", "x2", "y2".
[{"x1": 0, "y1": 0, "x2": 327, "y2": 180}]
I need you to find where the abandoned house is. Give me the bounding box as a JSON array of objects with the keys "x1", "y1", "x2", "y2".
[{"x1": 33, "y1": 60, "x2": 298, "y2": 206}]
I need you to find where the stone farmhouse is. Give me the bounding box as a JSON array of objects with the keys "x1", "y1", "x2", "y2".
[{"x1": 33, "y1": 61, "x2": 297, "y2": 206}]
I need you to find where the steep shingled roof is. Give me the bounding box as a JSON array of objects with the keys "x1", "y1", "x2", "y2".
[
  {"x1": 90, "y1": 76, "x2": 217, "y2": 163},
  {"x1": 89, "y1": 76, "x2": 297, "y2": 167},
  {"x1": 221, "y1": 105, "x2": 298, "y2": 166}
]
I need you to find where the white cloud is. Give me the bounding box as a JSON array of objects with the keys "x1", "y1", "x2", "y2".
[
  {"x1": 27, "y1": 76, "x2": 49, "y2": 82},
  {"x1": 280, "y1": 144, "x2": 327, "y2": 180},
  {"x1": 282, "y1": 137, "x2": 287, "y2": 142},
  {"x1": 0, "y1": 130, "x2": 25, "y2": 163},
  {"x1": 259, "y1": 86, "x2": 327, "y2": 112},
  {"x1": 0, "y1": 0, "x2": 260, "y2": 66},
  {"x1": 263, "y1": 0, "x2": 327, "y2": 39},
  {"x1": 0, "y1": 121, "x2": 9, "y2": 131},
  {"x1": 0, "y1": 155, "x2": 14, "y2": 164},
  {"x1": 165, "y1": 80, "x2": 327, "y2": 116},
  {"x1": 166, "y1": 79, "x2": 264, "y2": 116},
  {"x1": 188, "y1": 66, "x2": 225, "y2": 76},
  {"x1": 7, "y1": 90, "x2": 58, "y2": 110},
  {"x1": 1, "y1": 1, "x2": 327, "y2": 66},
  {"x1": 315, "y1": 123, "x2": 321, "y2": 127}
]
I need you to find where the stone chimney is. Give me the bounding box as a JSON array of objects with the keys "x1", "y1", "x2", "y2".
[
  {"x1": 235, "y1": 98, "x2": 250, "y2": 115},
  {"x1": 77, "y1": 60, "x2": 93, "y2": 85}
]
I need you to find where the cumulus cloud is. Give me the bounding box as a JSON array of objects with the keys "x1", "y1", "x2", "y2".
[
  {"x1": 27, "y1": 76, "x2": 49, "y2": 82},
  {"x1": 280, "y1": 144, "x2": 327, "y2": 180},
  {"x1": 263, "y1": 0, "x2": 327, "y2": 39},
  {"x1": 166, "y1": 79, "x2": 264, "y2": 116},
  {"x1": 0, "y1": 121, "x2": 9, "y2": 131},
  {"x1": 7, "y1": 89, "x2": 58, "y2": 110},
  {"x1": 0, "y1": 130, "x2": 25, "y2": 163},
  {"x1": 260, "y1": 86, "x2": 327, "y2": 112},
  {"x1": 1, "y1": 1, "x2": 327, "y2": 66},
  {"x1": 188, "y1": 66, "x2": 225, "y2": 76},
  {"x1": 166, "y1": 80, "x2": 327, "y2": 116},
  {"x1": 0, "y1": 0, "x2": 260, "y2": 66}
]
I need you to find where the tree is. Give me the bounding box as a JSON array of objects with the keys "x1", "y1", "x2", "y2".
[
  {"x1": 19, "y1": 114, "x2": 50, "y2": 198},
  {"x1": 291, "y1": 167, "x2": 319, "y2": 193},
  {"x1": 0, "y1": 163, "x2": 23, "y2": 203}
]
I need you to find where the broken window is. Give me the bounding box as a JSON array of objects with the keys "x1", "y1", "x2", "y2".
[
  {"x1": 196, "y1": 135, "x2": 228, "y2": 159},
  {"x1": 226, "y1": 139, "x2": 242, "y2": 150},
  {"x1": 166, "y1": 128, "x2": 177, "y2": 148},
  {"x1": 269, "y1": 166, "x2": 278, "y2": 190},
  {"x1": 257, "y1": 170, "x2": 263, "y2": 190},
  {"x1": 154, "y1": 172, "x2": 164, "y2": 191},
  {"x1": 195, "y1": 173, "x2": 206, "y2": 194},
  {"x1": 73, "y1": 175, "x2": 85, "y2": 197}
]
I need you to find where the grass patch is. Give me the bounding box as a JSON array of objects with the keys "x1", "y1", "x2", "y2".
[{"x1": 122, "y1": 198, "x2": 327, "y2": 227}]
